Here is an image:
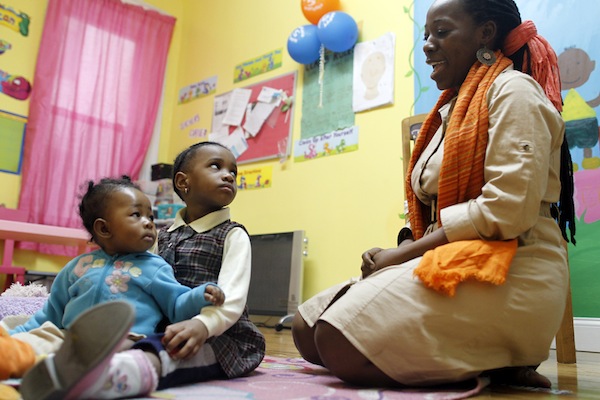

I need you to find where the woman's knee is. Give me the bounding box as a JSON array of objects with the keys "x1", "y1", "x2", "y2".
[
  {"x1": 291, "y1": 313, "x2": 322, "y2": 365},
  {"x1": 314, "y1": 322, "x2": 362, "y2": 375},
  {"x1": 314, "y1": 321, "x2": 399, "y2": 387}
]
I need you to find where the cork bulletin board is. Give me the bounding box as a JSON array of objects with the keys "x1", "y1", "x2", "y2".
[{"x1": 213, "y1": 71, "x2": 296, "y2": 164}]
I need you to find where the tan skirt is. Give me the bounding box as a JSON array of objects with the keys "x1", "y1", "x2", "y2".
[{"x1": 298, "y1": 219, "x2": 569, "y2": 386}]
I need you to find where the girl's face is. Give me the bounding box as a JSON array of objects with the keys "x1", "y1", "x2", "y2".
[
  {"x1": 423, "y1": 0, "x2": 484, "y2": 90},
  {"x1": 97, "y1": 187, "x2": 156, "y2": 255},
  {"x1": 177, "y1": 145, "x2": 238, "y2": 219}
]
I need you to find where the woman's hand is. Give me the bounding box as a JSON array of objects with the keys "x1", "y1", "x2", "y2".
[
  {"x1": 361, "y1": 247, "x2": 411, "y2": 278},
  {"x1": 361, "y1": 247, "x2": 383, "y2": 278},
  {"x1": 162, "y1": 319, "x2": 209, "y2": 360},
  {"x1": 361, "y1": 228, "x2": 450, "y2": 278}
]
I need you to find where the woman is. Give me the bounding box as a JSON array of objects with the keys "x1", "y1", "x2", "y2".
[{"x1": 292, "y1": 0, "x2": 575, "y2": 389}]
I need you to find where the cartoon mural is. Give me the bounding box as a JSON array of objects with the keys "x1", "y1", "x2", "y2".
[
  {"x1": 411, "y1": 0, "x2": 600, "y2": 318},
  {"x1": 559, "y1": 47, "x2": 600, "y2": 171}
]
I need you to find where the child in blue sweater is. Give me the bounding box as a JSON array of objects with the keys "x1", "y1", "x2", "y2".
[{"x1": 9, "y1": 176, "x2": 224, "y2": 399}]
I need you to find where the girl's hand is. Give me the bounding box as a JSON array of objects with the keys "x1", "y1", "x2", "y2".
[
  {"x1": 162, "y1": 319, "x2": 209, "y2": 360},
  {"x1": 205, "y1": 284, "x2": 225, "y2": 306}
]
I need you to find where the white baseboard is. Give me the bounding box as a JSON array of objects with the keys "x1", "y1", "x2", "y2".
[{"x1": 552, "y1": 318, "x2": 600, "y2": 353}]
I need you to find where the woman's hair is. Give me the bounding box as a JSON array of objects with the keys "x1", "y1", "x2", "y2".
[
  {"x1": 172, "y1": 141, "x2": 229, "y2": 200},
  {"x1": 461, "y1": 0, "x2": 576, "y2": 243},
  {"x1": 461, "y1": 0, "x2": 526, "y2": 68},
  {"x1": 78, "y1": 175, "x2": 139, "y2": 240}
]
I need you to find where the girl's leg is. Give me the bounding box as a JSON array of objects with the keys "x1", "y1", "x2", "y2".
[
  {"x1": 314, "y1": 321, "x2": 401, "y2": 387},
  {"x1": 131, "y1": 333, "x2": 225, "y2": 390}
]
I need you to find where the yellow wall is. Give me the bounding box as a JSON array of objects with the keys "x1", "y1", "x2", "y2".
[
  {"x1": 166, "y1": 0, "x2": 414, "y2": 298},
  {"x1": 1, "y1": 0, "x2": 415, "y2": 300},
  {"x1": 0, "y1": 0, "x2": 47, "y2": 208}
]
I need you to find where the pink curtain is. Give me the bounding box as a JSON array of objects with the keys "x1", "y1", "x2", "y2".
[{"x1": 19, "y1": 0, "x2": 175, "y2": 256}]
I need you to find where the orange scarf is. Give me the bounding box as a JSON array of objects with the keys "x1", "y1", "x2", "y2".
[
  {"x1": 414, "y1": 239, "x2": 518, "y2": 297},
  {"x1": 408, "y1": 51, "x2": 518, "y2": 296},
  {"x1": 406, "y1": 51, "x2": 512, "y2": 239}
]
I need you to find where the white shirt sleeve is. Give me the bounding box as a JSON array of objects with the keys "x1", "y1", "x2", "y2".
[{"x1": 193, "y1": 227, "x2": 251, "y2": 337}]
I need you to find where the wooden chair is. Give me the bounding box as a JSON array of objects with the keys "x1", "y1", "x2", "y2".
[
  {"x1": 0, "y1": 207, "x2": 28, "y2": 292},
  {"x1": 401, "y1": 115, "x2": 577, "y2": 364}
]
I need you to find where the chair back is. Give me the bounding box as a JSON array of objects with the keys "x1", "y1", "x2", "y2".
[{"x1": 401, "y1": 114, "x2": 427, "y2": 179}]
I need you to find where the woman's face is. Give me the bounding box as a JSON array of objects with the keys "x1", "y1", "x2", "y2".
[{"x1": 423, "y1": 0, "x2": 484, "y2": 90}]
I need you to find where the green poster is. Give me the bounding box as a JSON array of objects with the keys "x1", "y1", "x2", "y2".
[{"x1": 0, "y1": 110, "x2": 27, "y2": 174}]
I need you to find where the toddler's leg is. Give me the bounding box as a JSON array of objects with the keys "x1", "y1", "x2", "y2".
[
  {"x1": 19, "y1": 301, "x2": 135, "y2": 400},
  {"x1": 0, "y1": 326, "x2": 36, "y2": 379},
  {"x1": 80, "y1": 350, "x2": 159, "y2": 399}
]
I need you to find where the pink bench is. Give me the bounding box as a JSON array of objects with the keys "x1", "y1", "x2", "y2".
[{"x1": 0, "y1": 208, "x2": 92, "y2": 291}]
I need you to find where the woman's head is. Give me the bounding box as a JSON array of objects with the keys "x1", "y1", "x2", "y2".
[
  {"x1": 79, "y1": 176, "x2": 156, "y2": 255},
  {"x1": 172, "y1": 142, "x2": 238, "y2": 219},
  {"x1": 423, "y1": 0, "x2": 522, "y2": 90}
]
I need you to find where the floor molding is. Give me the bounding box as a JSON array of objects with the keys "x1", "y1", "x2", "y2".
[{"x1": 552, "y1": 318, "x2": 600, "y2": 353}]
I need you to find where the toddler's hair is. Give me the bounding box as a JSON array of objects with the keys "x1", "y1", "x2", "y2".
[
  {"x1": 172, "y1": 141, "x2": 230, "y2": 200},
  {"x1": 78, "y1": 175, "x2": 139, "y2": 239}
]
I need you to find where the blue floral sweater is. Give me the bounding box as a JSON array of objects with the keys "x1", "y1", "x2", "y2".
[{"x1": 10, "y1": 249, "x2": 215, "y2": 336}]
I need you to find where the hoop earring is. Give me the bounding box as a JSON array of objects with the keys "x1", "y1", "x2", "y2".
[{"x1": 476, "y1": 47, "x2": 496, "y2": 66}]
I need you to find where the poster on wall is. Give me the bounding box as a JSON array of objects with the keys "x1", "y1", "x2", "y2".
[
  {"x1": 410, "y1": 1, "x2": 600, "y2": 318},
  {"x1": 301, "y1": 49, "x2": 355, "y2": 139},
  {"x1": 352, "y1": 32, "x2": 396, "y2": 112},
  {"x1": 294, "y1": 126, "x2": 359, "y2": 163},
  {"x1": 0, "y1": 67, "x2": 31, "y2": 100},
  {"x1": 0, "y1": 3, "x2": 30, "y2": 37},
  {"x1": 0, "y1": 109, "x2": 26, "y2": 174},
  {"x1": 236, "y1": 166, "x2": 272, "y2": 190},
  {"x1": 233, "y1": 48, "x2": 283, "y2": 83},
  {"x1": 178, "y1": 76, "x2": 217, "y2": 104}
]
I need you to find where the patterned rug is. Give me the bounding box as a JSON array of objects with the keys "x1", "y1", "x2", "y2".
[{"x1": 142, "y1": 356, "x2": 489, "y2": 400}]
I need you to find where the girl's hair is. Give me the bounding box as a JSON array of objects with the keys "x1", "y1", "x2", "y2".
[
  {"x1": 461, "y1": 0, "x2": 576, "y2": 243},
  {"x1": 78, "y1": 175, "x2": 139, "y2": 240},
  {"x1": 172, "y1": 141, "x2": 229, "y2": 200}
]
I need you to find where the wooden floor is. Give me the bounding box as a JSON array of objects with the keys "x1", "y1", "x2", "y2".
[{"x1": 259, "y1": 324, "x2": 600, "y2": 399}]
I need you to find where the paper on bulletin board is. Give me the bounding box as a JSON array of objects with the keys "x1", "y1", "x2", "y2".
[
  {"x1": 300, "y1": 49, "x2": 355, "y2": 139},
  {"x1": 236, "y1": 166, "x2": 272, "y2": 190},
  {"x1": 0, "y1": 110, "x2": 27, "y2": 174},
  {"x1": 294, "y1": 126, "x2": 359, "y2": 163},
  {"x1": 211, "y1": 72, "x2": 296, "y2": 164},
  {"x1": 352, "y1": 32, "x2": 396, "y2": 112}
]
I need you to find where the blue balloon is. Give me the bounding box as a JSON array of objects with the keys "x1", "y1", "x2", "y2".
[
  {"x1": 287, "y1": 25, "x2": 322, "y2": 64},
  {"x1": 317, "y1": 11, "x2": 358, "y2": 53}
]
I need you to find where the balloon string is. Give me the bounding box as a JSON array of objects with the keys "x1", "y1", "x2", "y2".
[{"x1": 318, "y1": 44, "x2": 324, "y2": 108}]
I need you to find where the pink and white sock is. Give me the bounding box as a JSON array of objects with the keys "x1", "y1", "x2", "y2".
[{"x1": 81, "y1": 349, "x2": 158, "y2": 399}]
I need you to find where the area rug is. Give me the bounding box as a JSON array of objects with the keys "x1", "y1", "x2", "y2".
[{"x1": 142, "y1": 356, "x2": 489, "y2": 400}]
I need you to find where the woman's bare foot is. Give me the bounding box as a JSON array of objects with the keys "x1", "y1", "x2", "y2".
[{"x1": 486, "y1": 366, "x2": 551, "y2": 388}]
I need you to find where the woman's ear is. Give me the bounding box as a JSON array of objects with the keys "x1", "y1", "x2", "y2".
[
  {"x1": 480, "y1": 20, "x2": 498, "y2": 48},
  {"x1": 174, "y1": 171, "x2": 188, "y2": 195},
  {"x1": 93, "y1": 218, "x2": 111, "y2": 240}
]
